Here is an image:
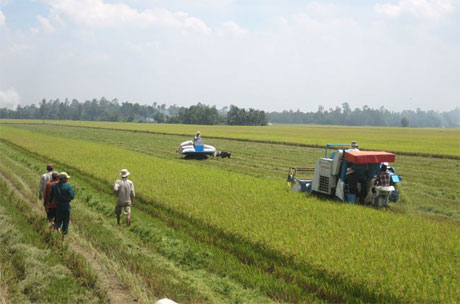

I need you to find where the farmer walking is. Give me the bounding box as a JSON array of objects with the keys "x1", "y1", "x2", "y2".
[
  {"x1": 39, "y1": 164, "x2": 54, "y2": 201},
  {"x1": 114, "y1": 169, "x2": 135, "y2": 226},
  {"x1": 44, "y1": 172, "x2": 59, "y2": 227},
  {"x1": 50, "y1": 172, "x2": 74, "y2": 240}
]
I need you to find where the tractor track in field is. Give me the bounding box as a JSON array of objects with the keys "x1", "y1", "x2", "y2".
[
  {"x1": 1, "y1": 122, "x2": 458, "y2": 160},
  {"x1": 0, "y1": 170, "x2": 139, "y2": 304}
]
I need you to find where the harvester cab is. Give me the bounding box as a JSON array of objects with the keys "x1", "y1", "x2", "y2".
[{"x1": 288, "y1": 142, "x2": 402, "y2": 206}]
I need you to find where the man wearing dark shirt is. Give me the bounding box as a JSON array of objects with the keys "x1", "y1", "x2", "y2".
[
  {"x1": 346, "y1": 167, "x2": 368, "y2": 203},
  {"x1": 49, "y1": 172, "x2": 74, "y2": 240}
]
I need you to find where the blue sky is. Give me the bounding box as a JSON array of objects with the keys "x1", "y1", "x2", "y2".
[{"x1": 0, "y1": 0, "x2": 459, "y2": 112}]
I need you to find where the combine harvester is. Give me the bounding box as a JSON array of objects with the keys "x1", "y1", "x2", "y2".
[
  {"x1": 178, "y1": 137, "x2": 217, "y2": 159},
  {"x1": 287, "y1": 142, "x2": 402, "y2": 207}
]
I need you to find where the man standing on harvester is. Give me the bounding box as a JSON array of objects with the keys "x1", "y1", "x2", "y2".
[
  {"x1": 194, "y1": 131, "x2": 202, "y2": 144},
  {"x1": 114, "y1": 169, "x2": 135, "y2": 226}
]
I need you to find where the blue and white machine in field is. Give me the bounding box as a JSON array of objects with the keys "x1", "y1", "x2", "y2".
[
  {"x1": 178, "y1": 139, "x2": 217, "y2": 158},
  {"x1": 287, "y1": 143, "x2": 402, "y2": 207}
]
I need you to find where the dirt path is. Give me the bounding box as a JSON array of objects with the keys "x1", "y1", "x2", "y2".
[
  {"x1": 0, "y1": 280, "x2": 8, "y2": 304},
  {"x1": 68, "y1": 239, "x2": 138, "y2": 304},
  {"x1": 0, "y1": 171, "x2": 139, "y2": 304}
]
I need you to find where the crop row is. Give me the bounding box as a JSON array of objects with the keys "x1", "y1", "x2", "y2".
[
  {"x1": 1, "y1": 119, "x2": 459, "y2": 157},
  {"x1": 0, "y1": 141, "x2": 286, "y2": 303},
  {"x1": 0, "y1": 179, "x2": 102, "y2": 303},
  {"x1": 10, "y1": 123, "x2": 460, "y2": 224},
  {"x1": 1, "y1": 125, "x2": 459, "y2": 302}
]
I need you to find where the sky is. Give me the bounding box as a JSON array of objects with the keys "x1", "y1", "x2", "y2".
[{"x1": 0, "y1": 0, "x2": 459, "y2": 112}]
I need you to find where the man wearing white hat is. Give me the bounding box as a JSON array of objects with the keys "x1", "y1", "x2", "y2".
[{"x1": 114, "y1": 169, "x2": 135, "y2": 226}]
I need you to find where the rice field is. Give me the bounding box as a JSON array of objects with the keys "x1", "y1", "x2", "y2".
[
  {"x1": 0, "y1": 122, "x2": 459, "y2": 303},
  {"x1": 0, "y1": 179, "x2": 103, "y2": 303},
  {"x1": 7, "y1": 123, "x2": 460, "y2": 223},
  {"x1": 1, "y1": 119, "x2": 459, "y2": 157}
]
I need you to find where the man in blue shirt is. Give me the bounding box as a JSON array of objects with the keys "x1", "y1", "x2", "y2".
[{"x1": 49, "y1": 172, "x2": 74, "y2": 240}]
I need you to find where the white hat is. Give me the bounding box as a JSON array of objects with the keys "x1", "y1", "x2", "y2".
[
  {"x1": 120, "y1": 169, "x2": 130, "y2": 178},
  {"x1": 59, "y1": 172, "x2": 71, "y2": 179},
  {"x1": 196, "y1": 131, "x2": 200, "y2": 134}
]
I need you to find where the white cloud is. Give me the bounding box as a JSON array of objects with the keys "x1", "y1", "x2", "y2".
[
  {"x1": 124, "y1": 41, "x2": 160, "y2": 53},
  {"x1": 0, "y1": 88, "x2": 20, "y2": 110},
  {"x1": 294, "y1": 12, "x2": 357, "y2": 33},
  {"x1": 184, "y1": 16, "x2": 212, "y2": 34},
  {"x1": 291, "y1": 3, "x2": 358, "y2": 34},
  {"x1": 269, "y1": 3, "x2": 359, "y2": 36},
  {"x1": 375, "y1": 0, "x2": 456, "y2": 19},
  {"x1": 1, "y1": 1, "x2": 458, "y2": 112},
  {"x1": 304, "y1": 2, "x2": 341, "y2": 18},
  {"x1": 44, "y1": 0, "x2": 211, "y2": 34},
  {"x1": 0, "y1": 9, "x2": 5, "y2": 27},
  {"x1": 217, "y1": 21, "x2": 247, "y2": 37},
  {"x1": 37, "y1": 15, "x2": 54, "y2": 32},
  {"x1": 184, "y1": 0, "x2": 233, "y2": 5}
]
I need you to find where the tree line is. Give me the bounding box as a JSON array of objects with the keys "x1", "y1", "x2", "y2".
[
  {"x1": 0, "y1": 98, "x2": 268, "y2": 126},
  {"x1": 268, "y1": 103, "x2": 459, "y2": 128},
  {"x1": 0, "y1": 98, "x2": 458, "y2": 127}
]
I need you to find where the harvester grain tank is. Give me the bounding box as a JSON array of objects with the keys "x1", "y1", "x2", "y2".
[{"x1": 287, "y1": 143, "x2": 402, "y2": 206}]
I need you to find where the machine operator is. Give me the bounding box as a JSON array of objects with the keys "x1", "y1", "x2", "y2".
[
  {"x1": 194, "y1": 131, "x2": 202, "y2": 144},
  {"x1": 345, "y1": 167, "x2": 368, "y2": 204}
]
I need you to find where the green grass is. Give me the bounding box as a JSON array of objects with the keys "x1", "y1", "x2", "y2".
[
  {"x1": 0, "y1": 141, "x2": 283, "y2": 303},
  {"x1": 0, "y1": 181, "x2": 101, "y2": 303},
  {"x1": 1, "y1": 125, "x2": 459, "y2": 303},
  {"x1": 10, "y1": 123, "x2": 460, "y2": 224},
  {"x1": 1, "y1": 119, "x2": 459, "y2": 157}
]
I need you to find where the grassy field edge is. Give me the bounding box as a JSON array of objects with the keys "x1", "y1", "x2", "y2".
[{"x1": 0, "y1": 178, "x2": 106, "y2": 303}]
